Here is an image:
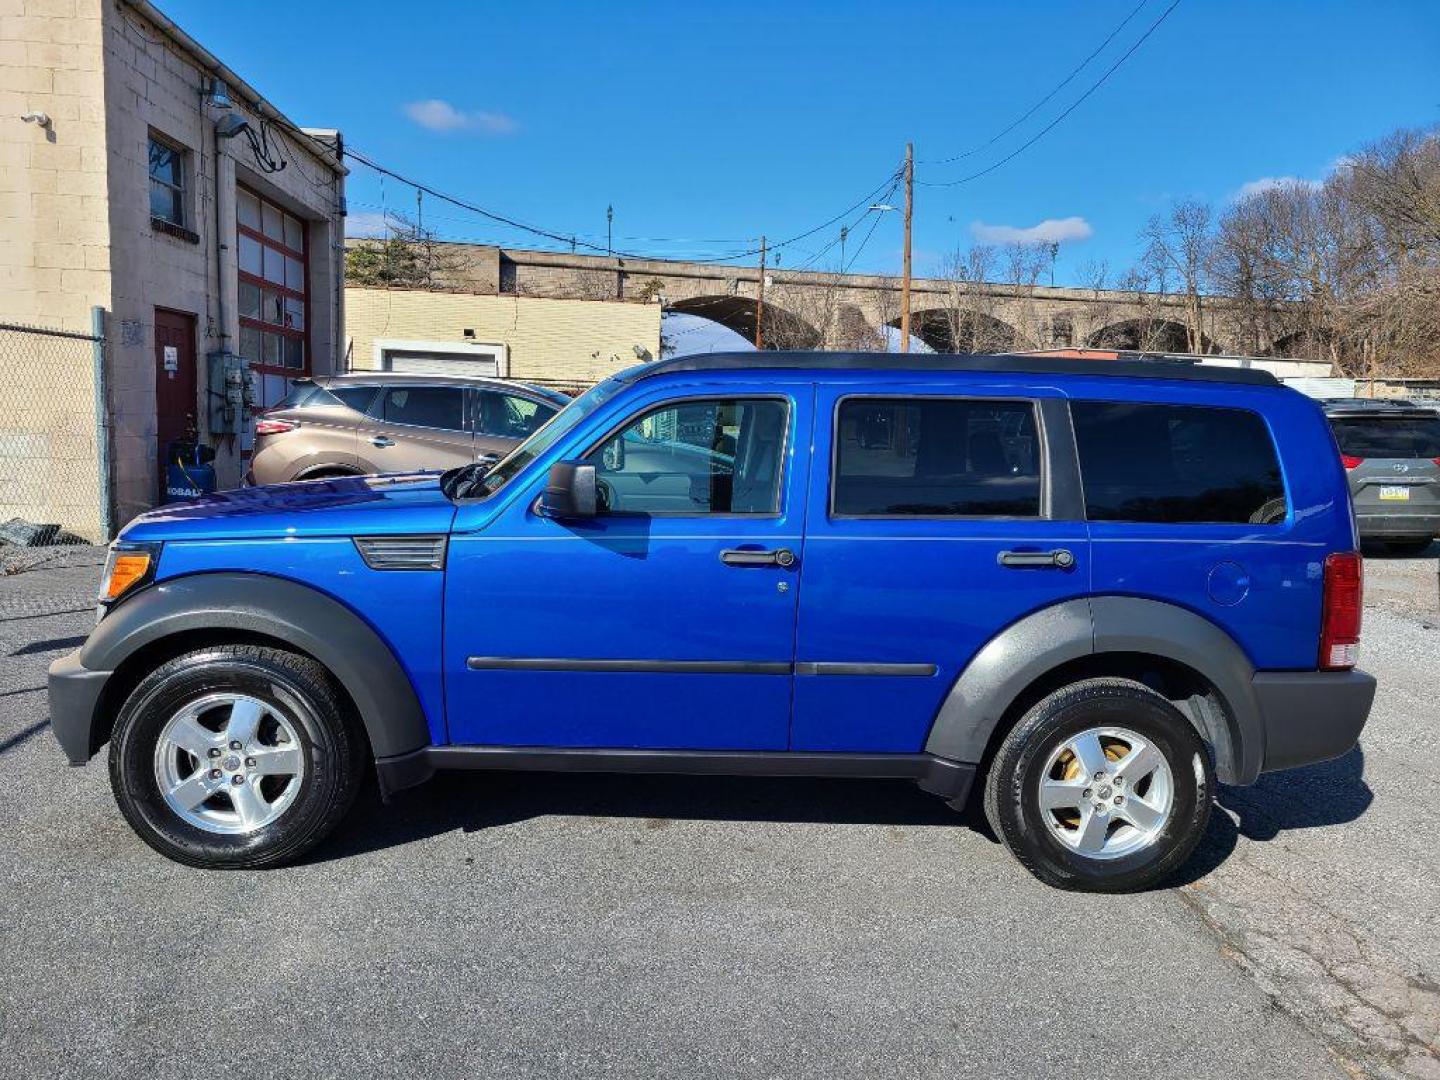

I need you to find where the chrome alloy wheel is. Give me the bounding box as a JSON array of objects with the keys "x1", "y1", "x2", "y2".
[
  {"x1": 152, "y1": 692, "x2": 306, "y2": 835},
  {"x1": 1038, "y1": 726, "x2": 1174, "y2": 860}
]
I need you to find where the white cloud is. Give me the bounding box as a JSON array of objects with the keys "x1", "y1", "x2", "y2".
[
  {"x1": 344, "y1": 211, "x2": 397, "y2": 239},
  {"x1": 969, "y1": 216, "x2": 1093, "y2": 245},
  {"x1": 402, "y1": 99, "x2": 518, "y2": 135},
  {"x1": 1236, "y1": 175, "x2": 1323, "y2": 199}
]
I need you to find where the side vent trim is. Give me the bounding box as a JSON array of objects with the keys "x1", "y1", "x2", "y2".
[{"x1": 354, "y1": 535, "x2": 448, "y2": 571}]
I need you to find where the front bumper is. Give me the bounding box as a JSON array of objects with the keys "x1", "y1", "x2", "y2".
[
  {"x1": 1254, "y1": 669, "x2": 1377, "y2": 774},
  {"x1": 47, "y1": 649, "x2": 111, "y2": 764}
]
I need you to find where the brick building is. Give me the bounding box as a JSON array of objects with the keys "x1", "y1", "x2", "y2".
[{"x1": 1, "y1": 0, "x2": 345, "y2": 537}]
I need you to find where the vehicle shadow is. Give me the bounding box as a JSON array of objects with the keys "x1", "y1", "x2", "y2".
[
  {"x1": 310, "y1": 770, "x2": 963, "y2": 865},
  {"x1": 308, "y1": 746, "x2": 1374, "y2": 883},
  {"x1": 1177, "y1": 745, "x2": 1373, "y2": 885}
]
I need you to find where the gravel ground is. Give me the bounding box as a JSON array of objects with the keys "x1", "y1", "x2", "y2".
[{"x1": 0, "y1": 546, "x2": 1436, "y2": 1079}]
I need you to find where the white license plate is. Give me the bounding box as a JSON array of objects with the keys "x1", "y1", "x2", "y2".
[{"x1": 1378, "y1": 486, "x2": 1411, "y2": 501}]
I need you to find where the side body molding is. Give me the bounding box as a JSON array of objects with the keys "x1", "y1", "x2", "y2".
[
  {"x1": 924, "y1": 596, "x2": 1264, "y2": 785},
  {"x1": 79, "y1": 573, "x2": 432, "y2": 761}
]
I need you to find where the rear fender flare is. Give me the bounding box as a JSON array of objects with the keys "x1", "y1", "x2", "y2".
[{"x1": 924, "y1": 596, "x2": 1263, "y2": 784}]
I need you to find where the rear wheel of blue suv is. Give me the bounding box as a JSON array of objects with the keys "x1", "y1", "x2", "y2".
[
  {"x1": 985, "y1": 679, "x2": 1213, "y2": 892},
  {"x1": 51, "y1": 352, "x2": 1378, "y2": 891}
]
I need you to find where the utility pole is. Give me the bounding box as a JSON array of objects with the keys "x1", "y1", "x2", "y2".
[
  {"x1": 839, "y1": 225, "x2": 848, "y2": 272},
  {"x1": 754, "y1": 236, "x2": 767, "y2": 350},
  {"x1": 606, "y1": 204, "x2": 613, "y2": 257},
  {"x1": 900, "y1": 142, "x2": 914, "y2": 353}
]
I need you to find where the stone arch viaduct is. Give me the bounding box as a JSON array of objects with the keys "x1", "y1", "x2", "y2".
[{"x1": 399, "y1": 242, "x2": 1300, "y2": 357}]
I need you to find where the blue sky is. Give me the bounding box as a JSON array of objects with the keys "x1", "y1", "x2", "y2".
[{"x1": 162, "y1": 0, "x2": 1440, "y2": 285}]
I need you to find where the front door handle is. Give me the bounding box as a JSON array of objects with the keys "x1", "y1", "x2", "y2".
[
  {"x1": 371, "y1": 436, "x2": 394, "y2": 448},
  {"x1": 998, "y1": 548, "x2": 1076, "y2": 569},
  {"x1": 721, "y1": 547, "x2": 796, "y2": 568}
]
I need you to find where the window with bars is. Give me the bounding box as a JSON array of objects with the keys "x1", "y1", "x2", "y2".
[
  {"x1": 148, "y1": 132, "x2": 188, "y2": 227},
  {"x1": 237, "y1": 186, "x2": 308, "y2": 372}
]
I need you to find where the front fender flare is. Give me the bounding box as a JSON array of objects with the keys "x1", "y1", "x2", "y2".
[{"x1": 79, "y1": 573, "x2": 431, "y2": 761}]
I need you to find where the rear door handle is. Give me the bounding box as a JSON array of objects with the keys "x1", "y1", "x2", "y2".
[
  {"x1": 998, "y1": 548, "x2": 1075, "y2": 569},
  {"x1": 371, "y1": 436, "x2": 394, "y2": 448},
  {"x1": 721, "y1": 547, "x2": 796, "y2": 568}
]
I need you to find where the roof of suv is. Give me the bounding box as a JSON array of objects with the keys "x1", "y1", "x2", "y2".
[{"x1": 625, "y1": 351, "x2": 1281, "y2": 387}]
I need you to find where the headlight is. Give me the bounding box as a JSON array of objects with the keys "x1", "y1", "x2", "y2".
[{"x1": 97, "y1": 541, "x2": 160, "y2": 619}]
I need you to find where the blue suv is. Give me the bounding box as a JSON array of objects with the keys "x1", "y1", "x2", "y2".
[{"x1": 48, "y1": 353, "x2": 1376, "y2": 891}]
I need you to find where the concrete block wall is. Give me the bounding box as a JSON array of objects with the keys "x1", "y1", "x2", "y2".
[
  {"x1": 345, "y1": 287, "x2": 661, "y2": 386},
  {"x1": 0, "y1": 0, "x2": 108, "y2": 540}
]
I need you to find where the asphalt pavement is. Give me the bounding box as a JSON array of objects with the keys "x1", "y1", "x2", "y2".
[{"x1": 1, "y1": 545, "x2": 1437, "y2": 1079}]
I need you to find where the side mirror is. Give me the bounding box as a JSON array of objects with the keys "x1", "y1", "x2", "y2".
[{"x1": 541, "y1": 461, "x2": 597, "y2": 519}]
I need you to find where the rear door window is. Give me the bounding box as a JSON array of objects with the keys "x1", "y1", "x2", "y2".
[
  {"x1": 1072, "y1": 401, "x2": 1287, "y2": 524},
  {"x1": 832, "y1": 398, "x2": 1042, "y2": 517},
  {"x1": 377, "y1": 386, "x2": 466, "y2": 431},
  {"x1": 477, "y1": 392, "x2": 558, "y2": 440},
  {"x1": 1330, "y1": 415, "x2": 1440, "y2": 459}
]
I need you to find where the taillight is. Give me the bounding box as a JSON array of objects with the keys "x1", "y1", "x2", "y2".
[
  {"x1": 1340, "y1": 454, "x2": 1363, "y2": 470},
  {"x1": 1319, "y1": 551, "x2": 1362, "y2": 670},
  {"x1": 254, "y1": 418, "x2": 298, "y2": 436}
]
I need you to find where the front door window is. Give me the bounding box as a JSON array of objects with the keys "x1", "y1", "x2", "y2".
[{"x1": 586, "y1": 398, "x2": 788, "y2": 515}]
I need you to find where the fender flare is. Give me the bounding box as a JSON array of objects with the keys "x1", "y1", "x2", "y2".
[
  {"x1": 80, "y1": 573, "x2": 431, "y2": 760},
  {"x1": 923, "y1": 596, "x2": 1263, "y2": 784}
]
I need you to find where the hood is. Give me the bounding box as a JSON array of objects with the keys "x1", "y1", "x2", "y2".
[{"x1": 122, "y1": 472, "x2": 457, "y2": 543}]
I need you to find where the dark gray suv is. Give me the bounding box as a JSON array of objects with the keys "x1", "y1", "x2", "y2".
[{"x1": 1324, "y1": 398, "x2": 1440, "y2": 553}]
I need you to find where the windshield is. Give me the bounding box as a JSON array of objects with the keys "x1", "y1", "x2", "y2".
[
  {"x1": 1331, "y1": 414, "x2": 1440, "y2": 459},
  {"x1": 453, "y1": 377, "x2": 625, "y2": 500}
]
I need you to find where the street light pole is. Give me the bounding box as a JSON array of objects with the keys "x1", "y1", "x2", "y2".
[
  {"x1": 900, "y1": 142, "x2": 914, "y2": 353},
  {"x1": 606, "y1": 204, "x2": 613, "y2": 257}
]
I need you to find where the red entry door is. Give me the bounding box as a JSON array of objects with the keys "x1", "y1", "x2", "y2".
[{"x1": 153, "y1": 308, "x2": 198, "y2": 491}]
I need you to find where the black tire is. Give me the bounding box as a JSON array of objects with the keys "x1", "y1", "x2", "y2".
[
  {"x1": 108, "y1": 645, "x2": 367, "y2": 869},
  {"x1": 983, "y1": 678, "x2": 1213, "y2": 892},
  {"x1": 1384, "y1": 538, "x2": 1434, "y2": 556}
]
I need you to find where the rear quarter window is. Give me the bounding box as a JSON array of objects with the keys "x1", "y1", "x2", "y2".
[{"x1": 1072, "y1": 401, "x2": 1287, "y2": 525}]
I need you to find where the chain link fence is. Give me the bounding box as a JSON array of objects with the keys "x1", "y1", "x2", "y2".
[{"x1": 0, "y1": 318, "x2": 109, "y2": 557}]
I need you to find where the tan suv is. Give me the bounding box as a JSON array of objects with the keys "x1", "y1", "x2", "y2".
[{"x1": 248, "y1": 374, "x2": 570, "y2": 486}]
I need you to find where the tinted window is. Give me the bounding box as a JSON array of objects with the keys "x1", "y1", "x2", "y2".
[
  {"x1": 274, "y1": 379, "x2": 323, "y2": 410},
  {"x1": 330, "y1": 385, "x2": 378, "y2": 412},
  {"x1": 1330, "y1": 415, "x2": 1440, "y2": 459},
  {"x1": 478, "y1": 392, "x2": 558, "y2": 439},
  {"x1": 833, "y1": 398, "x2": 1042, "y2": 517},
  {"x1": 380, "y1": 387, "x2": 465, "y2": 432},
  {"x1": 1072, "y1": 401, "x2": 1286, "y2": 524},
  {"x1": 587, "y1": 398, "x2": 787, "y2": 515}
]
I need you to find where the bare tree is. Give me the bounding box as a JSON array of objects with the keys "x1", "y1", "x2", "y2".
[
  {"x1": 344, "y1": 214, "x2": 470, "y2": 290},
  {"x1": 1140, "y1": 198, "x2": 1214, "y2": 353}
]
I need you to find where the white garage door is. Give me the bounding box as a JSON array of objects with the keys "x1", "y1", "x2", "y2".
[{"x1": 381, "y1": 346, "x2": 503, "y2": 378}]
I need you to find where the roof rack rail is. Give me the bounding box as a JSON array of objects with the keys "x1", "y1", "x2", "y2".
[{"x1": 625, "y1": 351, "x2": 1280, "y2": 387}]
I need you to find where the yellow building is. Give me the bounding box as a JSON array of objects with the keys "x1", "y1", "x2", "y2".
[{"x1": 344, "y1": 286, "x2": 662, "y2": 391}]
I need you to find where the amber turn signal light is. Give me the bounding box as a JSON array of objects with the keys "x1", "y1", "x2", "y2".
[{"x1": 101, "y1": 551, "x2": 152, "y2": 601}]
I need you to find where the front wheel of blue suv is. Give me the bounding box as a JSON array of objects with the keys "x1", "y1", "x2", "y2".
[
  {"x1": 108, "y1": 645, "x2": 368, "y2": 869},
  {"x1": 984, "y1": 678, "x2": 1214, "y2": 892}
]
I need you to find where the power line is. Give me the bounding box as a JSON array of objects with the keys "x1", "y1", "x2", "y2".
[
  {"x1": 343, "y1": 142, "x2": 901, "y2": 266},
  {"x1": 919, "y1": 0, "x2": 1151, "y2": 166},
  {"x1": 918, "y1": 0, "x2": 1182, "y2": 189}
]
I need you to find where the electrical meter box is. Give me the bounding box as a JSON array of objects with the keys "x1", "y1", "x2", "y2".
[{"x1": 206, "y1": 350, "x2": 256, "y2": 435}]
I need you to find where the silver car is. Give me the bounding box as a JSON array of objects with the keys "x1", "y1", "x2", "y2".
[{"x1": 1324, "y1": 398, "x2": 1440, "y2": 554}]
